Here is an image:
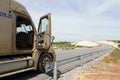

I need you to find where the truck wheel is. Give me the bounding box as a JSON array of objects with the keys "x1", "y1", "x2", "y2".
[{"x1": 38, "y1": 53, "x2": 53, "y2": 73}]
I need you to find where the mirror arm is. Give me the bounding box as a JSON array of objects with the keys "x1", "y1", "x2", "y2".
[{"x1": 51, "y1": 36, "x2": 55, "y2": 46}]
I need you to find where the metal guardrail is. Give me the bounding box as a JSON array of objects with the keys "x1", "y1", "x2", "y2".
[{"x1": 53, "y1": 47, "x2": 114, "y2": 80}]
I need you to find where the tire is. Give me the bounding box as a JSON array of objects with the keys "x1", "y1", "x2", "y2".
[{"x1": 38, "y1": 53, "x2": 53, "y2": 73}]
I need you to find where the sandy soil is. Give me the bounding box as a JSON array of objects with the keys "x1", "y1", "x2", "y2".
[{"x1": 73, "y1": 62, "x2": 120, "y2": 80}]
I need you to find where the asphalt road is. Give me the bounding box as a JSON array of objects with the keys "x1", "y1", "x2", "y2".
[
  {"x1": 0, "y1": 45, "x2": 114, "y2": 80},
  {"x1": 56, "y1": 44, "x2": 114, "y2": 73},
  {"x1": 56, "y1": 44, "x2": 113, "y2": 61}
]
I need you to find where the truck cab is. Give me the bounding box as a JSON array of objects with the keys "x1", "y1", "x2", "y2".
[{"x1": 0, "y1": 0, "x2": 55, "y2": 78}]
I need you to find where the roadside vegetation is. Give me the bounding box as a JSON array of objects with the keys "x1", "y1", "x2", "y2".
[
  {"x1": 71, "y1": 42, "x2": 120, "y2": 80},
  {"x1": 118, "y1": 44, "x2": 120, "y2": 48},
  {"x1": 107, "y1": 40, "x2": 120, "y2": 48},
  {"x1": 52, "y1": 40, "x2": 120, "y2": 50},
  {"x1": 107, "y1": 40, "x2": 120, "y2": 43},
  {"x1": 74, "y1": 49, "x2": 120, "y2": 80},
  {"x1": 52, "y1": 41, "x2": 83, "y2": 50},
  {"x1": 103, "y1": 49, "x2": 120, "y2": 63}
]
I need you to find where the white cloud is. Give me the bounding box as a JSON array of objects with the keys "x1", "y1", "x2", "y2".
[
  {"x1": 86, "y1": 0, "x2": 120, "y2": 15},
  {"x1": 17, "y1": 0, "x2": 120, "y2": 41}
]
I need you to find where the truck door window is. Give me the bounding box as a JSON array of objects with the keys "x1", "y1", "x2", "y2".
[
  {"x1": 39, "y1": 18, "x2": 48, "y2": 33},
  {"x1": 16, "y1": 16, "x2": 34, "y2": 50}
]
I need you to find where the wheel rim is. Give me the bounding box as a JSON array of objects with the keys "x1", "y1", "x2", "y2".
[{"x1": 42, "y1": 57, "x2": 53, "y2": 73}]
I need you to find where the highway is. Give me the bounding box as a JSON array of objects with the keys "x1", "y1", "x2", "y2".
[
  {"x1": 56, "y1": 44, "x2": 114, "y2": 74},
  {"x1": 0, "y1": 45, "x2": 115, "y2": 80},
  {"x1": 56, "y1": 44, "x2": 113, "y2": 61}
]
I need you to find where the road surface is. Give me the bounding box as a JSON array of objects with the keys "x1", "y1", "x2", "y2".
[{"x1": 0, "y1": 45, "x2": 114, "y2": 80}]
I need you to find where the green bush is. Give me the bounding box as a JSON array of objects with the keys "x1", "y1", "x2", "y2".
[
  {"x1": 118, "y1": 45, "x2": 120, "y2": 48},
  {"x1": 53, "y1": 41, "x2": 75, "y2": 49}
]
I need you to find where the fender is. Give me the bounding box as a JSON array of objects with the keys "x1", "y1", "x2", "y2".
[{"x1": 32, "y1": 49, "x2": 41, "y2": 70}]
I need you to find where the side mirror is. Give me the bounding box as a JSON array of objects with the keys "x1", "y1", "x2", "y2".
[{"x1": 51, "y1": 36, "x2": 55, "y2": 45}]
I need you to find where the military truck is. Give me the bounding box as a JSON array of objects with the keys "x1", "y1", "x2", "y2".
[{"x1": 0, "y1": 0, "x2": 55, "y2": 78}]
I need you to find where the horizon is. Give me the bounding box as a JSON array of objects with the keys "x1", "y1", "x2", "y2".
[{"x1": 54, "y1": 39, "x2": 120, "y2": 42}]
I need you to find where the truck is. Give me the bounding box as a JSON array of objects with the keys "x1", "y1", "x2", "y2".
[{"x1": 0, "y1": 0, "x2": 56, "y2": 78}]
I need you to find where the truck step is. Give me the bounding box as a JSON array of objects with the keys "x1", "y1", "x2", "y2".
[
  {"x1": 0, "y1": 67, "x2": 34, "y2": 78},
  {"x1": 0, "y1": 57, "x2": 32, "y2": 64},
  {"x1": 0, "y1": 57, "x2": 34, "y2": 76}
]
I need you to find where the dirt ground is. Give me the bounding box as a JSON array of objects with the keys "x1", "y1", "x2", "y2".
[{"x1": 73, "y1": 62, "x2": 120, "y2": 80}]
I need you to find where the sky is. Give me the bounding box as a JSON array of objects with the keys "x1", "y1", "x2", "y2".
[{"x1": 17, "y1": 0, "x2": 120, "y2": 42}]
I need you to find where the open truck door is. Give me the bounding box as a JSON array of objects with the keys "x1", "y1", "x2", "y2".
[{"x1": 37, "y1": 13, "x2": 52, "y2": 49}]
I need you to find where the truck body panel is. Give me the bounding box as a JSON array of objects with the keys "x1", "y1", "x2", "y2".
[
  {"x1": 0, "y1": 0, "x2": 13, "y2": 55},
  {"x1": 0, "y1": 0, "x2": 55, "y2": 78},
  {"x1": 0, "y1": 0, "x2": 36, "y2": 56}
]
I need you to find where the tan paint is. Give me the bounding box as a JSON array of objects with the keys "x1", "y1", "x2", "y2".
[
  {"x1": 0, "y1": 0, "x2": 31, "y2": 55},
  {"x1": 0, "y1": 0, "x2": 56, "y2": 77},
  {"x1": 0, "y1": 0, "x2": 12, "y2": 55},
  {"x1": 0, "y1": 0, "x2": 55, "y2": 63}
]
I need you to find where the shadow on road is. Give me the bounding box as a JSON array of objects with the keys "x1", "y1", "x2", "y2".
[
  {"x1": 0, "y1": 71, "x2": 47, "y2": 80},
  {"x1": 0, "y1": 70, "x2": 62, "y2": 80}
]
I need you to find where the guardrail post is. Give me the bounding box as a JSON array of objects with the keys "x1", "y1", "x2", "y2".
[
  {"x1": 53, "y1": 61, "x2": 57, "y2": 80},
  {"x1": 99, "y1": 51, "x2": 102, "y2": 57},
  {"x1": 81, "y1": 56, "x2": 83, "y2": 67},
  {"x1": 92, "y1": 53, "x2": 94, "y2": 61}
]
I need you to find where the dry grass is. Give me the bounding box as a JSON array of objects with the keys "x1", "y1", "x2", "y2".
[
  {"x1": 73, "y1": 49, "x2": 120, "y2": 80},
  {"x1": 103, "y1": 49, "x2": 120, "y2": 63},
  {"x1": 73, "y1": 62, "x2": 120, "y2": 80}
]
